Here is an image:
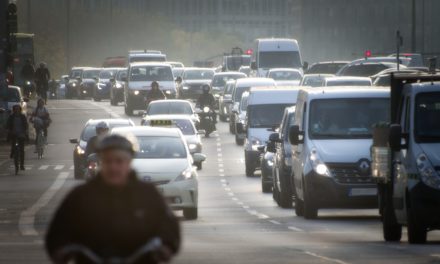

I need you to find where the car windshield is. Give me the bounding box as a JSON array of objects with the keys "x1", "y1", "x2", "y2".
[
  {"x1": 212, "y1": 74, "x2": 244, "y2": 87},
  {"x1": 183, "y1": 70, "x2": 214, "y2": 80},
  {"x1": 129, "y1": 56, "x2": 166, "y2": 63},
  {"x1": 340, "y1": 64, "x2": 387, "y2": 77},
  {"x1": 248, "y1": 104, "x2": 293, "y2": 128},
  {"x1": 268, "y1": 71, "x2": 302, "y2": 81},
  {"x1": 259, "y1": 51, "x2": 302, "y2": 68},
  {"x1": 136, "y1": 136, "x2": 187, "y2": 159},
  {"x1": 415, "y1": 92, "x2": 440, "y2": 142},
  {"x1": 147, "y1": 102, "x2": 193, "y2": 115},
  {"x1": 7, "y1": 88, "x2": 20, "y2": 102},
  {"x1": 99, "y1": 70, "x2": 117, "y2": 79},
  {"x1": 224, "y1": 84, "x2": 234, "y2": 94},
  {"x1": 80, "y1": 123, "x2": 131, "y2": 141},
  {"x1": 226, "y1": 56, "x2": 251, "y2": 71},
  {"x1": 307, "y1": 63, "x2": 346, "y2": 74},
  {"x1": 173, "y1": 119, "x2": 196, "y2": 135},
  {"x1": 116, "y1": 70, "x2": 127, "y2": 81},
  {"x1": 326, "y1": 80, "x2": 371, "y2": 86},
  {"x1": 130, "y1": 66, "x2": 173, "y2": 82},
  {"x1": 70, "y1": 70, "x2": 82, "y2": 78},
  {"x1": 302, "y1": 77, "x2": 326, "y2": 87},
  {"x1": 233, "y1": 86, "x2": 250, "y2": 102},
  {"x1": 82, "y1": 70, "x2": 100, "y2": 79},
  {"x1": 309, "y1": 98, "x2": 389, "y2": 139}
]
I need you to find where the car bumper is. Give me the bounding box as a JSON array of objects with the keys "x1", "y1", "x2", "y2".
[
  {"x1": 409, "y1": 182, "x2": 440, "y2": 229},
  {"x1": 245, "y1": 150, "x2": 262, "y2": 169},
  {"x1": 305, "y1": 171, "x2": 378, "y2": 209},
  {"x1": 126, "y1": 93, "x2": 147, "y2": 110},
  {"x1": 158, "y1": 179, "x2": 198, "y2": 210}
]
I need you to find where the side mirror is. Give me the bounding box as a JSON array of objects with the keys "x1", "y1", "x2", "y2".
[
  {"x1": 193, "y1": 153, "x2": 206, "y2": 164},
  {"x1": 69, "y1": 138, "x2": 79, "y2": 144},
  {"x1": 303, "y1": 61, "x2": 309, "y2": 71},
  {"x1": 269, "y1": 132, "x2": 281, "y2": 143},
  {"x1": 288, "y1": 125, "x2": 304, "y2": 145},
  {"x1": 63, "y1": 77, "x2": 69, "y2": 82},
  {"x1": 93, "y1": 77, "x2": 99, "y2": 82},
  {"x1": 389, "y1": 124, "x2": 403, "y2": 151},
  {"x1": 236, "y1": 123, "x2": 246, "y2": 134},
  {"x1": 251, "y1": 61, "x2": 257, "y2": 70},
  {"x1": 222, "y1": 66, "x2": 226, "y2": 72},
  {"x1": 76, "y1": 77, "x2": 82, "y2": 82}
]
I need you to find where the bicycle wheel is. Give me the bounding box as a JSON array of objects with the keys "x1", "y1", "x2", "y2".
[{"x1": 37, "y1": 133, "x2": 45, "y2": 159}]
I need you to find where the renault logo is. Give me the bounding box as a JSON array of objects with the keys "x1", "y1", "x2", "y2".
[{"x1": 358, "y1": 159, "x2": 371, "y2": 174}]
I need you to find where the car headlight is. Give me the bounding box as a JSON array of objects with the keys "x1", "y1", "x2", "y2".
[
  {"x1": 182, "y1": 86, "x2": 189, "y2": 90},
  {"x1": 26, "y1": 81, "x2": 31, "y2": 85},
  {"x1": 214, "y1": 94, "x2": 220, "y2": 98},
  {"x1": 165, "y1": 90, "x2": 172, "y2": 95},
  {"x1": 250, "y1": 137, "x2": 262, "y2": 151},
  {"x1": 115, "y1": 83, "x2": 122, "y2": 89},
  {"x1": 188, "y1": 143, "x2": 197, "y2": 151},
  {"x1": 76, "y1": 146, "x2": 85, "y2": 155},
  {"x1": 417, "y1": 153, "x2": 440, "y2": 189},
  {"x1": 133, "y1": 90, "x2": 140, "y2": 95},
  {"x1": 72, "y1": 83, "x2": 77, "y2": 87},
  {"x1": 203, "y1": 107, "x2": 210, "y2": 113},
  {"x1": 310, "y1": 148, "x2": 330, "y2": 176},
  {"x1": 175, "y1": 167, "x2": 194, "y2": 181}
]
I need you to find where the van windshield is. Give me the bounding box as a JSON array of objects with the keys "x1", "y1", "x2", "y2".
[
  {"x1": 415, "y1": 92, "x2": 440, "y2": 142},
  {"x1": 248, "y1": 104, "x2": 293, "y2": 128},
  {"x1": 259, "y1": 51, "x2": 302, "y2": 69},
  {"x1": 130, "y1": 66, "x2": 173, "y2": 82},
  {"x1": 309, "y1": 98, "x2": 389, "y2": 139}
]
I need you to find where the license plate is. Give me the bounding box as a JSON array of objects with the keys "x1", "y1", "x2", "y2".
[{"x1": 349, "y1": 188, "x2": 377, "y2": 196}]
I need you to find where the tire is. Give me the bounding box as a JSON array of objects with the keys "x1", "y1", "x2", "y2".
[
  {"x1": 125, "y1": 104, "x2": 133, "y2": 116},
  {"x1": 262, "y1": 181, "x2": 272, "y2": 193},
  {"x1": 229, "y1": 121, "x2": 235, "y2": 134},
  {"x1": 183, "y1": 207, "x2": 198, "y2": 220},
  {"x1": 245, "y1": 157, "x2": 254, "y2": 177},
  {"x1": 74, "y1": 165, "x2": 83, "y2": 180},
  {"x1": 235, "y1": 134, "x2": 244, "y2": 146},
  {"x1": 196, "y1": 162, "x2": 202, "y2": 170},
  {"x1": 272, "y1": 174, "x2": 281, "y2": 204},
  {"x1": 110, "y1": 96, "x2": 117, "y2": 106},
  {"x1": 278, "y1": 168, "x2": 293, "y2": 208},
  {"x1": 407, "y1": 207, "x2": 427, "y2": 244},
  {"x1": 303, "y1": 181, "x2": 318, "y2": 219},
  {"x1": 382, "y1": 193, "x2": 402, "y2": 242},
  {"x1": 295, "y1": 196, "x2": 304, "y2": 217}
]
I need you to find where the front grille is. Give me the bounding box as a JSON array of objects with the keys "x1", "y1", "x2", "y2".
[
  {"x1": 153, "y1": 180, "x2": 170, "y2": 186},
  {"x1": 327, "y1": 163, "x2": 374, "y2": 184}
]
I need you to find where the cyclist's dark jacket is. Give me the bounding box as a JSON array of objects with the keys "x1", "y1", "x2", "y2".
[
  {"x1": 147, "y1": 89, "x2": 166, "y2": 101},
  {"x1": 45, "y1": 171, "x2": 181, "y2": 264},
  {"x1": 7, "y1": 113, "x2": 28, "y2": 139},
  {"x1": 197, "y1": 93, "x2": 215, "y2": 108}
]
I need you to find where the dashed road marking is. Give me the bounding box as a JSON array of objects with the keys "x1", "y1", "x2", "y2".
[
  {"x1": 288, "y1": 226, "x2": 304, "y2": 232},
  {"x1": 269, "y1": 220, "x2": 281, "y2": 225},
  {"x1": 303, "y1": 251, "x2": 349, "y2": 264},
  {"x1": 54, "y1": 165, "x2": 64, "y2": 170},
  {"x1": 38, "y1": 165, "x2": 49, "y2": 170}
]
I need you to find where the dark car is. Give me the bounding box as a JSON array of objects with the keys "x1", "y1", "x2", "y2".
[
  {"x1": 272, "y1": 106, "x2": 296, "y2": 208},
  {"x1": 306, "y1": 61, "x2": 349, "y2": 75},
  {"x1": 179, "y1": 68, "x2": 215, "y2": 100},
  {"x1": 110, "y1": 69, "x2": 127, "y2": 105},
  {"x1": 211, "y1": 72, "x2": 246, "y2": 106},
  {"x1": 93, "y1": 68, "x2": 121, "y2": 101},
  {"x1": 79, "y1": 68, "x2": 101, "y2": 99},
  {"x1": 259, "y1": 142, "x2": 275, "y2": 194},
  {"x1": 65, "y1": 67, "x2": 87, "y2": 99},
  {"x1": 69, "y1": 119, "x2": 135, "y2": 179}
]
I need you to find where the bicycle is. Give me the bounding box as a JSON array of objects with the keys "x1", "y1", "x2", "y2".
[{"x1": 36, "y1": 129, "x2": 45, "y2": 159}]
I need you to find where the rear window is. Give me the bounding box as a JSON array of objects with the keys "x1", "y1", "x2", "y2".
[{"x1": 340, "y1": 64, "x2": 387, "y2": 77}]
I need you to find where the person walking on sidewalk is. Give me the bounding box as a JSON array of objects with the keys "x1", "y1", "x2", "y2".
[{"x1": 7, "y1": 104, "x2": 28, "y2": 171}]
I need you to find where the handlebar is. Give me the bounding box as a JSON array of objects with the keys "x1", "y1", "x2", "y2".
[{"x1": 60, "y1": 237, "x2": 162, "y2": 264}]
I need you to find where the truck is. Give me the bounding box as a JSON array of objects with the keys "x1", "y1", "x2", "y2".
[{"x1": 371, "y1": 73, "x2": 440, "y2": 244}]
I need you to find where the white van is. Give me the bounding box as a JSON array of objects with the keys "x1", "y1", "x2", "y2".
[
  {"x1": 251, "y1": 38, "x2": 304, "y2": 77},
  {"x1": 237, "y1": 87, "x2": 299, "y2": 176},
  {"x1": 289, "y1": 87, "x2": 390, "y2": 219}
]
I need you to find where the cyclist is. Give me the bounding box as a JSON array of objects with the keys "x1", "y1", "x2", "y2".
[
  {"x1": 7, "y1": 105, "x2": 28, "y2": 171},
  {"x1": 146, "y1": 81, "x2": 166, "y2": 104},
  {"x1": 85, "y1": 121, "x2": 109, "y2": 157},
  {"x1": 35, "y1": 62, "x2": 51, "y2": 102},
  {"x1": 31, "y1": 98, "x2": 51, "y2": 151},
  {"x1": 45, "y1": 135, "x2": 180, "y2": 263}
]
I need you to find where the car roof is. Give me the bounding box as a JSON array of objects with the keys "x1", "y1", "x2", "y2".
[
  {"x1": 325, "y1": 76, "x2": 372, "y2": 81},
  {"x1": 268, "y1": 68, "x2": 302, "y2": 73},
  {"x1": 111, "y1": 126, "x2": 181, "y2": 137},
  {"x1": 86, "y1": 119, "x2": 134, "y2": 125},
  {"x1": 83, "y1": 67, "x2": 102, "y2": 71},
  {"x1": 101, "y1": 67, "x2": 124, "y2": 71},
  {"x1": 310, "y1": 61, "x2": 350, "y2": 65},
  {"x1": 303, "y1": 74, "x2": 335, "y2": 78},
  {"x1": 129, "y1": 62, "x2": 172, "y2": 67},
  {"x1": 235, "y1": 77, "x2": 275, "y2": 87},
  {"x1": 148, "y1": 99, "x2": 191, "y2": 105},
  {"x1": 213, "y1": 72, "x2": 246, "y2": 76},
  {"x1": 184, "y1": 67, "x2": 215, "y2": 71},
  {"x1": 300, "y1": 86, "x2": 389, "y2": 100}
]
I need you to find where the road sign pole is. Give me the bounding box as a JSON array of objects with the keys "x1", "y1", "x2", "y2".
[{"x1": 0, "y1": 0, "x2": 9, "y2": 105}]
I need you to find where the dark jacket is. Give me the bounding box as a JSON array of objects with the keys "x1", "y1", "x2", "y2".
[
  {"x1": 84, "y1": 135, "x2": 99, "y2": 157},
  {"x1": 45, "y1": 171, "x2": 181, "y2": 264},
  {"x1": 35, "y1": 67, "x2": 51, "y2": 84},
  {"x1": 21, "y1": 63, "x2": 35, "y2": 80},
  {"x1": 147, "y1": 89, "x2": 166, "y2": 101},
  {"x1": 197, "y1": 93, "x2": 215, "y2": 109},
  {"x1": 6, "y1": 113, "x2": 28, "y2": 139}
]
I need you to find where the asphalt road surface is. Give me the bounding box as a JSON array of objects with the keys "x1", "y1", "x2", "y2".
[{"x1": 0, "y1": 99, "x2": 439, "y2": 264}]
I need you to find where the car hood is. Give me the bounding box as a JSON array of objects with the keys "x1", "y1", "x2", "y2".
[
  {"x1": 128, "y1": 81, "x2": 175, "y2": 90},
  {"x1": 132, "y1": 158, "x2": 189, "y2": 182},
  {"x1": 312, "y1": 139, "x2": 372, "y2": 163},
  {"x1": 248, "y1": 128, "x2": 275, "y2": 145},
  {"x1": 418, "y1": 143, "x2": 440, "y2": 167}
]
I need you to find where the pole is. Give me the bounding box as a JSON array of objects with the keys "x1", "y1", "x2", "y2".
[
  {"x1": 396, "y1": 31, "x2": 403, "y2": 71},
  {"x1": 411, "y1": 0, "x2": 416, "y2": 53},
  {"x1": 0, "y1": 0, "x2": 8, "y2": 105},
  {"x1": 65, "y1": 0, "x2": 70, "y2": 71}
]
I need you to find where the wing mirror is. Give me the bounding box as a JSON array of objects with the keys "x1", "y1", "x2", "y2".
[
  {"x1": 303, "y1": 61, "x2": 309, "y2": 71},
  {"x1": 269, "y1": 132, "x2": 281, "y2": 143},
  {"x1": 69, "y1": 138, "x2": 79, "y2": 144},
  {"x1": 389, "y1": 124, "x2": 405, "y2": 151},
  {"x1": 288, "y1": 125, "x2": 304, "y2": 145}
]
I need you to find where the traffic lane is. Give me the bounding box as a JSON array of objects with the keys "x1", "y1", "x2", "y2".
[
  {"x1": 215, "y1": 121, "x2": 440, "y2": 262},
  {"x1": 0, "y1": 100, "x2": 115, "y2": 263}
]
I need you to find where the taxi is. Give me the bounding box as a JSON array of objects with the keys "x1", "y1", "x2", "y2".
[
  {"x1": 142, "y1": 115, "x2": 205, "y2": 170},
  {"x1": 111, "y1": 126, "x2": 205, "y2": 220}
]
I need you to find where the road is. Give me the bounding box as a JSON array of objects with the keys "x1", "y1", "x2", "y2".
[{"x1": 0, "y1": 99, "x2": 439, "y2": 264}]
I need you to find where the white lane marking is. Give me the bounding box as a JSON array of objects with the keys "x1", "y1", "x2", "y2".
[
  {"x1": 237, "y1": 201, "x2": 244, "y2": 206},
  {"x1": 54, "y1": 165, "x2": 64, "y2": 170},
  {"x1": 217, "y1": 153, "x2": 223, "y2": 157},
  {"x1": 218, "y1": 163, "x2": 224, "y2": 168},
  {"x1": 38, "y1": 165, "x2": 49, "y2": 170},
  {"x1": 224, "y1": 187, "x2": 231, "y2": 191},
  {"x1": 69, "y1": 165, "x2": 74, "y2": 170},
  {"x1": 269, "y1": 220, "x2": 281, "y2": 225},
  {"x1": 242, "y1": 205, "x2": 250, "y2": 209},
  {"x1": 220, "y1": 179, "x2": 226, "y2": 183},
  {"x1": 257, "y1": 213, "x2": 269, "y2": 219},
  {"x1": 227, "y1": 192, "x2": 234, "y2": 196},
  {"x1": 217, "y1": 148, "x2": 222, "y2": 152},
  {"x1": 431, "y1": 254, "x2": 440, "y2": 259},
  {"x1": 231, "y1": 197, "x2": 238, "y2": 201},
  {"x1": 19, "y1": 172, "x2": 70, "y2": 236},
  {"x1": 288, "y1": 226, "x2": 304, "y2": 232},
  {"x1": 303, "y1": 251, "x2": 349, "y2": 264},
  {"x1": 218, "y1": 169, "x2": 224, "y2": 173}
]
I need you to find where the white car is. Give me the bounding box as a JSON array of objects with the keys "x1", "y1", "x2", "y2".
[
  {"x1": 111, "y1": 126, "x2": 205, "y2": 220},
  {"x1": 6, "y1": 86, "x2": 28, "y2": 115},
  {"x1": 267, "y1": 68, "x2": 303, "y2": 86},
  {"x1": 141, "y1": 100, "x2": 199, "y2": 127},
  {"x1": 324, "y1": 76, "x2": 372, "y2": 87}
]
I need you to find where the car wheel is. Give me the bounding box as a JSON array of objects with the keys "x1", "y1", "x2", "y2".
[
  {"x1": 295, "y1": 196, "x2": 304, "y2": 217},
  {"x1": 303, "y1": 180, "x2": 318, "y2": 219},
  {"x1": 183, "y1": 207, "x2": 198, "y2": 220},
  {"x1": 278, "y1": 169, "x2": 293, "y2": 209},
  {"x1": 74, "y1": 165, "x2": 83, "y2": 180},
  {"x1": 219, "y1": 115, "x2": 227, "y2": 122},
  {"x1": 272, "y1": 172, "x2": 281, "y2": 204},
  {"x1": 196, "y1": 162, "x2": 202, "y2": 170},
  {"x1": 382, "y1": 188, "x2": 402, "y2": 242},
  {"x1": 229, "y1": 121, "x2": 235, "y2": 134},
  {"x1": 407, "y1": 206, "x2": 427, "y2": 244},
  {"x1": 262, "y1": 181, "x2": 272, "y2": 193},
  {"x1": 235, "y1": 134, "x2": 244, "y2": 146},
  {"x1": 245, "y1": 157, "x2": 254, "y2": 177},
  {"x1": 110, "y1": 96, "x2": 116, "y2": 106}
]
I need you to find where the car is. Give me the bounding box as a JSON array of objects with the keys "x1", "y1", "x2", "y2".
[
  {"x1": 127, "y1": 50, "x2": 166, "y2": 64},
  {"x1": 211, "y1": 72, "x2": 246, "y2": 103},
  {"x1": 69, "y1": 119, "x2": 135, "y2": 180},
  {"x1": 141, "y1": 115, "x2": 205, "y2": 170},
  {"x1": 232, "y1": 91, "x2": 250, "y2": 145},
  {"x1": 271, "y1": 106, "x2": 296, "y2": 207},
  {"x1": 93, "y1": 68, "x2": 121, "y2": 101},
  {"x1": 65, "y1": 67, "x2": 88, "y2": 99},
  {"x1": 371, "y1": 68, "x2": 426, "y2": 87},
  {"x1": 111, "y1": 126, "x2": 205, "y2": 220},
  {"x1": 259, "y1": 141, "x2": 276, "y2": 193},
  {"x1": 57, "y1": 75, "x2": 69, "y2": 99},
  {"x1": 141, "y1": 100, "x2": 199, "y2": 128},
  {"x1": 229, "y1": 78, "x2": 276, "y2": 134},
  {"x1": 345, "y1": 56, "x2": 412, "y2": 67},
  {"x1": 6, "y1": 86, "x2": 28, "y2": 115},
  {"x1": 267, "y1": 68, "x2": 303, "y2": 86},
  {"x1": 236, "y1": 87, "x2": 298, "y2": 177},
  {"x1": 388, "y1": 53, "x2": 425, "y2": 67},
  {"x1": 79, "y1": 68, "x2": 101, "y2": 99},
  {"x1": 218, "y1": 80, "x2": 236, "y2": 122},
  {"x1": 110, "y1": 68, "x2": 127, "y2": 106},
  {"x1": 238, "y1": 66, "x2": 251, "y2": 76},
  {"x1": 289, "y1": 87, "x2": 389, "y2": 219},
  {"x1": 124, "y1": 62, "x2": 177, "y2": 116},
  {"x1": 179, "y1": 68, "x2": 215, "y2": 100},
  {"x1": 299, "y1": 74, "x2": 334, "y2": 87},
  {"x1": 336, "y1": 61, "x2": 406, "y2": 77},
  {"x1": 306, "y1": 61, "x2": 349, "y2": 74},
  {"x1": 324, "y1": 76, "x2": 372, "y2": 87},
  {"x1": 172, "y1": 68, "x2": 184, "y2": 78}
]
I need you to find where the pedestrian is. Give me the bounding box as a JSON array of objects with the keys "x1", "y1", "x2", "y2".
[
  {"x1": 7, "y1": 104, "x2": 28, "y2": 171},
  {"x1": 45, "y1": 134, "x2": 180, "y2": 263},
  {"x1": 35, "y1": 62, "x2": 51, "y2": 102}
]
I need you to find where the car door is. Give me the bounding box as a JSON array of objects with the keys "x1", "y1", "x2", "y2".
[{"x1": 292, "y1": 101, "x2": 306, "y2": 199}]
